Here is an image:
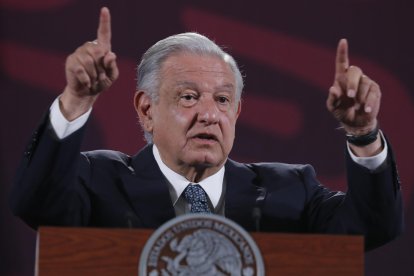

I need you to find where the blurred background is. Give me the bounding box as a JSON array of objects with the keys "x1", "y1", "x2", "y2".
[{"x1": 1, "y1": 0, "x2": 413, "y2": 275}]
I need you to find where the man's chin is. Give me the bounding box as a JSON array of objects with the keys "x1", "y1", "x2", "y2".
[{"x1": 185, "y1": 153, "x2": 225, "y2": 169}]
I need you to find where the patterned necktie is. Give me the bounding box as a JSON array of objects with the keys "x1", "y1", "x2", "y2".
[{"x1": 184, "y1": 184, "x2": 211, "y2": 213}]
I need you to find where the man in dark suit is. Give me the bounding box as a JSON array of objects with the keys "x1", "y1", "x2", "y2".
[{"x1": 10, "y1": 7, "x2": 402, "y2": 250}]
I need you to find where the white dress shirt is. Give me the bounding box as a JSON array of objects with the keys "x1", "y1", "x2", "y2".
[{"x1": 152, "y1": 144, "x2": 224, "y2": 208}]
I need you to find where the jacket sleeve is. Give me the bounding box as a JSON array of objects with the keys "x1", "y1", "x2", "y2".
[
  {"x1": 305, "y1": 138, "x2": 403, "y2": 251},
  {"x1": 9, "y1": 112, "x2": 92, "y2": 229}
]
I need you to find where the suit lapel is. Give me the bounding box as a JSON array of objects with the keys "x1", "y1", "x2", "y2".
[
  {"x1": 224, "y1": 159, "x2": 264, "y2": 231},
  {"x1": 118, "y1": 147, "x2": 263, "y2": 230},
  {"x1": 119, "y1": 145, "x2": 176, "y2": 228}
]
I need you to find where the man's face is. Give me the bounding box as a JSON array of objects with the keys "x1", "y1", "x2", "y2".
[{"x1": 148, "y1": 52, "x2": 240, "y2": 174}]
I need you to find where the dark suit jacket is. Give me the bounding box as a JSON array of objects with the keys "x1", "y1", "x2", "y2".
[{"x1": 10, "y1": 115, "x2": 403, "y2": 250}]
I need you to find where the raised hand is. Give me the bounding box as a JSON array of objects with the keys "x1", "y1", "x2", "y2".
[
  {"x1": 327, "y1": 39, "x2": 381, "y2": 136},
  {"x1": 326, "y1": 39, "x2": 382, "y2": 156},
  {"x1": 61, "y1": 7, "x2": 119, "y2": 120}
]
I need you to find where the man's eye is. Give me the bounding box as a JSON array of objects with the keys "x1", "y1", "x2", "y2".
[
  {"x1": 182, "y1": 95, "x2": 195, "y2": 101},
  {"x1": 181, "y1": 94, "x2": 198, "y2": 101},
  {"x1": 217, "y1": 96, "x2": 230, "y2": 104}
]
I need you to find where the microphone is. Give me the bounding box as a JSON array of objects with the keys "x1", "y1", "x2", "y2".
[
  {"x1": 125, "y1": 211, "x2": 137, "y2": 228},
  {"x1": 252, "y1": 187, "x2": 267, "y2": 232}
]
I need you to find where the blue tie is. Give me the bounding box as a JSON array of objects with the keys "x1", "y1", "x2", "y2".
[{"x1": 184, "y1": 184, "x2": 211, "y2": 213}]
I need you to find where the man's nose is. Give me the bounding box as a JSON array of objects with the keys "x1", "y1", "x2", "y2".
[{"x1": 197, "y1": 97, "x2": 219, "y2": 124}]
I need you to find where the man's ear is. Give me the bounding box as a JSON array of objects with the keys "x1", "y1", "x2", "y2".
[
  {"x1": 134, "y1": 91, "x2": 153, "y2": 133},
  {"x1": 235, "y1": 100, "x2": 241, "y2": 119}
]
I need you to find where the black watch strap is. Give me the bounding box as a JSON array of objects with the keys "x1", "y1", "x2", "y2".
[{"x1": 346, "y1": 126, "x2": 379, "y2": 146}]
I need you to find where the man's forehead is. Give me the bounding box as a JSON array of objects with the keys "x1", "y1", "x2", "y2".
[
  {"x1": 161, "y1": 52, "x2": 232, "y2": 74},
  {"x1": 159, "y1": 53, "x2": 236, "y2": 89}
]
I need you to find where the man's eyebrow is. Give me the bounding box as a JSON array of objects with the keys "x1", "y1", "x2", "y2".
[
  {"x1": 174, "y1": 81, "x2": 235, "y2": 92},
  {"x1": 215, "y1": 83, "x2": 235, "y2": 92}
]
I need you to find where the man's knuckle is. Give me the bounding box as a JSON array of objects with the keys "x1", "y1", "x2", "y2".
[
  {"x1": 83, "y1": 56, "x2": 95, "y2": 68},
  {"x1": 73, "y1": 65, "x2": 85, "y2": 76},
  {"x1": 90, "y1": 46, "x2": 104, "y2": 57},
  {"x1": 347, "y1": 65, "x2": 360, "y2": 76}
]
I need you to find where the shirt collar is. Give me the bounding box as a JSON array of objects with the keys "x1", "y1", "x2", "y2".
[{"x1": 152, "y1": 144, "x2": 224, "y2": 208}]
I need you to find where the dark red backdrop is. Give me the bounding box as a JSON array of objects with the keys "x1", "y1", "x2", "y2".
[{"x1": 1, "y1": 0, "x2": 413, "y2": 275}]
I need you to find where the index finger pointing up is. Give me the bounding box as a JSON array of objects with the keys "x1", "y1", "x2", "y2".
[
  {"x1": 97, "y1": 7, "x2": 111, "y2": 50},
  {"x1": 335, "y1": 38, "x2": 349, "y2": 77}
]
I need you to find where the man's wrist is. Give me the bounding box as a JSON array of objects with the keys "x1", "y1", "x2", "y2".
[
  {"x1": 60, "y1": 86, "x2": 97, "y2": 121},
  {"x1": 347, "y1": 130, "x2": 388, "y2": 170},
  {"x1": 346, "y1": 125, "x2": 379, "y2": 147},
  {"x1": 50, "y1": 97, "x2": 92, "y2": 139}
]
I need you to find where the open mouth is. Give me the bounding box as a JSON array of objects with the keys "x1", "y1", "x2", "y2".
[{"x1": 193, "y1": 133, "x2": 218, "y2": 142}]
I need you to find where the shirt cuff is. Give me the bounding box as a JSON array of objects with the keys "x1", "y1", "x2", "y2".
[
  {"x1": 49, "y1": 97, "x2": 92, "y2": 139},
  {"x1": 347, "y1": 130, "x2": 388, "y2": 171}
]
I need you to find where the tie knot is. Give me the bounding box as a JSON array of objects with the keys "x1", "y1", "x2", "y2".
[{"x1": 184, "y1": 184, "x2": 211, "y2": 213}]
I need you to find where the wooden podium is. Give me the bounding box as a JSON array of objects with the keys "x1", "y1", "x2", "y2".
[{"x1": 36, "y1": 227, "x2": 363, "y2": 275}]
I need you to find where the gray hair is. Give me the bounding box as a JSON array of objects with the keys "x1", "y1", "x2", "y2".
[{"x1": 136, "y1": 32, "x2": 244, "y2": 143}]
